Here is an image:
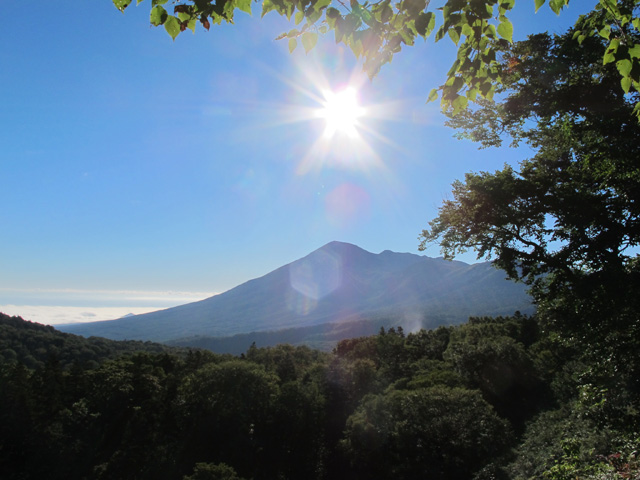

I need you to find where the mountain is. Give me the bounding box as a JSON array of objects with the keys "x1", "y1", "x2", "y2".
[{"x1": 58, "y1": 241, "x2": 533, "y2": 345}]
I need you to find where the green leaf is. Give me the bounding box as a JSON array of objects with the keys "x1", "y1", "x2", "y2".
[
  {"x1": 289, "y1": 37, "x2": 298, "y2": 53},
  {"x1": 427, "y1": 88, "x2": 439, "y2": 103},
  {"x1": 451, "y1": 94, "x2": 468, "y2": 114},
  {"x1": 448, "y1": 27, "x2": 460, "y2": 45},
  {"x1": 598, "y1": 25, "x2": 611, "y2": 39},
  {"x1": 164, "y1": 15, "x2": 181, "y2": 39},
  {"x1": 302, "y1": 32, "x2": 318, "y2": 52},
  {"x1": 621, "y1": 76, "x2": 632, "y2": 93},
  {"x1": 629, "y1": 44, "x2": 640, "y2": 59},
  {"x1": 113, "y1": 0, "x2": 131, "y2": 12},
  {"x1": 548, "y1": 0, "x2": 566, "y2": 15},
  {"x1": 360, "y1": 9, "x2": 374, "y2": 27},
  {"x1": 616, "y1": 59, "x2": 632, "y2": 77},
  {"x1": 380, "y1": 4, "x2": 393, "y2": 23},
  {"x1": 236, "y1": 0, "x2": 252, "y2": 15},
  {"x1": 534, "y1": 0, "x2": 545, "y2": 12},
  {"x1": 151, "y1": 0, "x2": 168, "y2": 5},
  {"x1": 497, "y1": 18, "x2": 513, "y2": 42},
  {"x1": 262, "y1": 0, "x2": 276, "y2": 17},
  {"x1": 150, "y1": 5, "x2": 168, "y2": 25},
  {"x1": 500, "y1": 0, "x2": 515, "y2": 10},
  {"x1": 295, "y1": 11, "x2": 305, "y2": 25},
  {"x1": 315, "y1": 0, "x2": 332, "y2": 10},
  {"x1": 326, "y1": 6, "x2": 340, "y2": 18},
  {"x1": 604, "y1": 38, "x2": 620, "y2": 64},
  {"x1": 415, "y1": 11, "x2": 435, "y2": 37}
]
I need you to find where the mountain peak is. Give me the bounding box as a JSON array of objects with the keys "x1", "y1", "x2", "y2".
[{"x1": 58, "y1": 243, "x2": 533, "y2": 346}]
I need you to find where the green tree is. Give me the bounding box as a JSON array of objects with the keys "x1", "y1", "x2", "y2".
[
  {"x1": 183, "y1": 462, "x2": 246, "y2": 480},
  {"x1": 114, "y1": 0, "x2": 640, "y2": 116},
  {"x1": 419, "y1": 27, "x2": 640, "y2": 441},
  {"x1": 341, "y1": 386, "x2": 512, "y2": 479},
  {"x1": 420, "y1": 29, "x2": 640, "y2": 338}
]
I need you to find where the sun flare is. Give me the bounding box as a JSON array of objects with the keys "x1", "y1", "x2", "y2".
[{"x1": 316, "y1": 87, "x2": 365, "y2": 139}]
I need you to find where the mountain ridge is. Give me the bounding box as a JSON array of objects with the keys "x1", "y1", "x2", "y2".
[{"x1": 58, "y1": 241, "x2": 533, "y2": 344}]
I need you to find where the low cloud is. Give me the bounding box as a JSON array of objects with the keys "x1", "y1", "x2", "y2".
[
  {"x1": 0, "y1": 288, "x2": 217, "y2": 326},
  {"x1": 0, "y1": 304, "x2": 166, "y2": 326}
]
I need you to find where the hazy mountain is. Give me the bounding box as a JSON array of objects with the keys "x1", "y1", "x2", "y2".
[{"x1": 59, "y1": 241, "x2": 533, "y2": 343}]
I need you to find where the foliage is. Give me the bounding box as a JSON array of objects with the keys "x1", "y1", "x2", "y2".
[
  {"x1": 183, "y1": 463, "x2": 246, "y2": 480},
  {"x1": 418, "y1": 23, "x2": 640, "y2": 480},
  {"x1": 342, "y1": 386, "x2": 512, "y2": 479},
  {"x1": 1, "y1": 312, "x2": 595, "y2": 480},
  {"x1": 419, "y1": 30, "x2": 640, "y2": 344},
  {"x1": 113, "y1": 0, "x2": 640, "y2": 117},
  {"x1": 0, "y1": 312, "x2": 185, "y2": 370}
]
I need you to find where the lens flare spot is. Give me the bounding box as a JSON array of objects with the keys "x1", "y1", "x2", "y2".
[
  {"x1": 325, "y1": 183, "x2": 371, "y2": 228},
  {"x1": 288, "y1": 249, "x2": 342, "y2": 315}
]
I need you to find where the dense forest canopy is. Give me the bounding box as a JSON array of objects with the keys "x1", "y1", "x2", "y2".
[{"x1": 1, "y1": 310, "x2": 638, "y2": 479}]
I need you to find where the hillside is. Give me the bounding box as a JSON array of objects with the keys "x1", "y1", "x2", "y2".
[{"x1": 58, "y1": 241, "x2": 533, "y2": 344}]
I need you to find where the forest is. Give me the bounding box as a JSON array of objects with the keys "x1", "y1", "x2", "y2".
[{"x1": 1, "y1": 308, "x2": 638, "y2": 480}]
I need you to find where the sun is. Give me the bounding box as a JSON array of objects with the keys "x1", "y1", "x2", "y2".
[{"x1": 316, "y1": 87, "x2": 365, "y2": 139}]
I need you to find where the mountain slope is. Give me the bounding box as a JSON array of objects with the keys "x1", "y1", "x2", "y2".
[{"x1": 59, "y1": 241, "x2": 533, "y2": 342}]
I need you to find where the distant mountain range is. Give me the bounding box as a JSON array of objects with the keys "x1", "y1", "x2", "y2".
[{"x1": 59, "y1": 241, "x2": 534, "y2": 351}]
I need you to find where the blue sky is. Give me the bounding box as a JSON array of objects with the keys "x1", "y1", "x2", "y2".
[{"x1": 0, "y1": 0, "x2": 590, "y2": 324}]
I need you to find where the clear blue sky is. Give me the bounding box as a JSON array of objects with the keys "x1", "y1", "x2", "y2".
[{"x1": 0, "y1": 0, "x2": 590, "y2": 324}]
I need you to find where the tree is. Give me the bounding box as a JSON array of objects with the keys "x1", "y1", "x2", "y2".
[
  {"x1": 419, "y1": 29, "x2": 640, "y2": 436},
  {"x1": 183, "y1": 462, "x2": 246, "y2": 480},
  {"x1": 114, "y1": 0, "x2": 640, "y2": 117},
  {"x1": 420, "y1": 28, "x2": 640, "y2": 334},
  {"x1": 341, "y1": 386, "x2": 512, "y2": 479}
]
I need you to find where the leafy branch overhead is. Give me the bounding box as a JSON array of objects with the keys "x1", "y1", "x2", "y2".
[{"x1": 114, "y1": 0, "x2": 640, "y2": 115}]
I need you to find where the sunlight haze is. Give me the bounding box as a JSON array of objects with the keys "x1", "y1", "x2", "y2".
[{"x1": 0, "y1": 0, "x2": 587, "y2": 326}]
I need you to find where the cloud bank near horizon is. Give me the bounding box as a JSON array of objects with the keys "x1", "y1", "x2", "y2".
[{"x1": 0, "y1": 288, "x2": 216, "y2": 326}]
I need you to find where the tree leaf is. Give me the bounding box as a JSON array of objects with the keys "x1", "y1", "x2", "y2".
[
  {"x1": 261, "y1": 0, "x2": 275, "y2": 17},
  {"x1": 598, "y1": 25, "x2": 611, "y2": 39},
  {"x1": 497, "y1": 18, "x2": 513, "y2": 42},
  {"x1": 113, "y1": 0, "x2": 131, "y2": 12},
  {"x1": 295, "y1": 11, "x2": 305, "y2": 25},
  {"x1": 451, "y1": 94, "x2": 468, "y2": 114},
  {"x1": 448, "y1": 27, "x2": 460, "y2": 45},
  {"x1": 548, "y1": 0, "x2": 566, "y2": 15},
  {"x1": 236, "y1": 0, "x2": 252, "y2": 15},
  {"x1": 315, "y1": 0, "x2": 332, "y2": 10},
  {"x1": 534, "y1": 0, "x2": 545, "y2": 12},
  {"x1": 289, "y1": 37, "x2": 297, "y2": 53},
  {"x1": 616, "y1": 58, "x2": 632, "y2": 77},
  {"x1": 621, "y1": 76, "x2": 632, "y2": 93},
  {"x1": 302, "y1": 32, "x2": 318, "y2": 53},
  {"x1": 629, "y1": 44, "x2": 640, "y2": 60},
  {"x1": 150, "y1": 5, "x2": 168, "y2": 26},
  {"x1": 164, "y1": 15, "x2": 181, "y2": 39},
  {"x1": 427, "y1": 88, "x2": 439, "y2": 102},
  {"x1": 415, "y1": 11, "x2": 435, "y2": 38}
]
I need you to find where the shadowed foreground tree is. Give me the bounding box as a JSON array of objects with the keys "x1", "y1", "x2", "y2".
[
  {"x1": 419, "y1": 28, "x2": 640, "y2": 454},
  {"x1": 341, "y1": 386, "x2": 512, "y2": 479},
  {"x1": 420, "y1": 29, "x2": 640, "y2": 340}
]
